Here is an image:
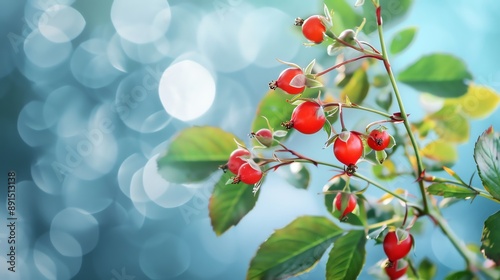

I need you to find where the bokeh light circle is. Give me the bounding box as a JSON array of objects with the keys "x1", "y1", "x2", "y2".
[
  {"x1": 34, "y1": 232, "x2": 83, "y2": 279},
  {"x1": 158, "y1": 60, "x2": 216, "y2": 121},
  {"x1": 162, "y1": 3, "x2": 201, "y2": 58},
  {"x1": 139, "y1": 233, "x2": 191, "y2": 279},
  {"x1": 38, "y1": 5, "x2": 85, "y2": 43},
  {"x1": 50, "y1": 208, "x2": 99, "y2": 256},
  {"x1": 120, "y1": 36, "x2": 169, "y2": 64},
  {"x1": 111, "y1": 0, "x2": 171, "y2": 44},
  {"x1": 17, "y1": 101, "x2": 54, "y2": 147},
  {"x1": 31, "y1": 157, "x2": 65, "y2": 195},
  {"x1": 61, "y1": 175, "x2": 115, "y2": 213},
  {"x1": 115, "y1": 67, "x2": 170, "y2": 133},
  {"x1": 197, "y1": 5, "x2": 254, "y2": 72},
  {"x1": 117, "y1": 153, "x2": 147, "y2": 198},
  {"x1": 239, "y1": 7, "x2": 300, "y2": 68},
  {"x1": 24, "y1": 29, "x2": 72, "y2": 68},
  {"x1": 70, "y1": 38, "x2": 122, "y2": 88},
  {"x1": 143, "y1": 153, "x2": 195, "y2": 208},
  {"x1": 43, "y1": 85, "x2": 94, "y2": 137},
  {"x1": 50, "y1": 231, "x2": 82, "y2": 257}
]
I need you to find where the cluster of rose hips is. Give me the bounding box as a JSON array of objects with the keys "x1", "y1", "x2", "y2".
[
  {"x1": 271, "y1": 64, "x2": 394, "y2": 175},
  {"x1": 222, "y1": 7, "x2": 396, "y2": 198},
  {"x1": 382, "y1": 229, "x2": 413, "y2": 279}
]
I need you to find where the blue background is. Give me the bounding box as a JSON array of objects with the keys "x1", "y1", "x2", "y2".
[{"x1": 1, "y1": 0, "x2": 500, "y2": 279}]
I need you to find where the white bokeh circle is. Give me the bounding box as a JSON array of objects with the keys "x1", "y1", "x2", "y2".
[
  {"x1": 111, "y1": 0, "x2": 171, "y2": 44},
  {"x1": 158, "y1": 60, "x2": 216, "y2": 121}
]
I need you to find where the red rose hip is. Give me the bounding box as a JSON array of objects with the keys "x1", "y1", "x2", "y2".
[
  {"x1": 283, "y1": 101, "x2": 326, "y2": 134},
  {"x1": 301, "y1": 15, "x2": 326, "y2": 44},
  {"x1": 367, "y1": 129, "x2": 390, "y2": 151},
  {"x1": 333, "y1": 132, "x2": 363, "y2": 166},
  {"x1": 227, "y1": 148, "x2": 251, "y2": 175},
  {"x1": 269, "y1": 68, "x2": 305, "y2": 95},
  {"x1": 383, "y1": 231, "x2": 413, "y2": 261},
  {"x1": 385, "y1": 259, "x2": 408, "y2": 280},
  {"x1": 334, "y1": 192, "x2": 357, "y2": 219},
  {"x1": 238, "y1": 162, "x2": 263, "y2": 185}
]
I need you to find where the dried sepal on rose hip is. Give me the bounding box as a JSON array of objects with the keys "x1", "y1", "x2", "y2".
[
  {"x1": 383, "y1": 229, "x2": 413, "y2": 262},
  {"x1": 333, "y1": 192, "x2": 357, "y2": 220},
  {"x1": 282, "y1": 100, "x2": 326, "y2": 134}
]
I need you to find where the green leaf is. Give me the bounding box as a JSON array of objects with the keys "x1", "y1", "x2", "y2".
[
  {"x1": 398, "y1": 54, "x2": 473, "y2": 98},
  {"x1": 323, "y1": 0, "x2": 362, "y2": 35},
  {"x1": 481, "y1": 211, "x2": 500, "y2": 265},
  {"x1": 340, "y1": 68, "x2": 369, "y2": 104},
  {"x1": 252, "y1": 88, "x2": 320, "y2": 147},
  {"x1": 277, "y1": 163, "x2": 311, "y2": 190},
  {"x1": 375, "y1": 150, "x2": 387, "y2": 164},
  {"x1": 209, "y1": 172, "x2": 259, "y2": 236},
  {"x1": 430, "y1": 104, "x2": 469, "y2": 143},
  {"x1": 444, "y1": 270, "x2": 477, "y2": 280},
  {"x1": 373, "y1": 74, "x2": 390, "y2": 88},
  {"x1": 326, "y1": 230, "x2": 366, "y2": 280},
  {"x1": 390, "y1": 27, "x2": 417, "y2": 55},
  {"x1": 361, "y1": 0, "x2": 414, "y2": 34},
  {"x1": 474, "y1": 127, "x2": 500, "y2": 200},
  {"x1": 157, "y1": 126, "x2": 240, "y2": 183},
  {"x1": 427, "y1": 183, "x2": 477, "y2": 199},
  {"x1": 247, "y1": 216, "x2": 343, "y2": 280},
  {"x1": 375, "y1": 90, "x2": 392, "y2": 111},
  {"x1": 448, "y1": 84, "x2": 500, "y2": 119},
  {"x1": 413, "y1": 119, "x2": 435, "y2": 138},
  {"x1": 421, "y1": 140, "x2": 458, "y2": 165}
]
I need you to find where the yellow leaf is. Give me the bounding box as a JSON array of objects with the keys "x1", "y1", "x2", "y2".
[
  {"x1": 422, "y1": 140, "x2": 458, "y2": 165},
  {"x1": 448, "y1": 84, "x2": 500, "y2": 119}
]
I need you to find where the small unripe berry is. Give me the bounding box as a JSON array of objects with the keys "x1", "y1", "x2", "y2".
[{"x1": 252, "y1": 128, "x2": 274, "y2": 147}]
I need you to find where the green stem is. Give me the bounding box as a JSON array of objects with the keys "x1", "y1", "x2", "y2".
[
  {"x1": 322, "y1": 102, "x2": 392, "y2": 119},
  {"x1": 376, "y1": 10, "x2": 429, "y2": 214},
  {"x1": 367, "y1": 216, "x2": 403, "y2": 230}
]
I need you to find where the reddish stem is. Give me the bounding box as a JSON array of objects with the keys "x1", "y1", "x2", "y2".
[
  {"x1": 315, "y1": 54, "x2": 383, "y2": 77},
  {"x1": 277, "y1": 143, "x2": 318, "y2": 166},
  {"x1": 376, "y1": 6, "x2": 382, "y2": 26}
]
